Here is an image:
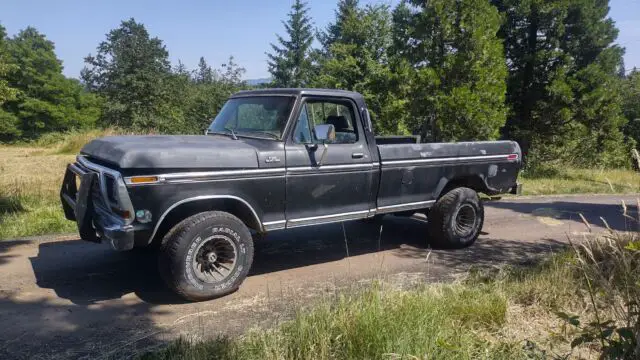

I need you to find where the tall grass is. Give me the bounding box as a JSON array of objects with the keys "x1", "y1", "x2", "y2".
[
  {"x1": 0, "y1": 147, "x2": 77, "y2": 239},
  {"x1": 560, "y1": 202, "x2": 640, "y2": 359},
  {"x1": 140, "y1": 285, "x2": 523, "y2": 360}
]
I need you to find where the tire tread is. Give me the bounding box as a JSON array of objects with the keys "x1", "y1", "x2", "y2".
[{"x1": 158, "y1": 211, "x2": 253, "y2": 301}]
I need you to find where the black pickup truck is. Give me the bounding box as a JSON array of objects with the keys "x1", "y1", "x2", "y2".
[{"x1": 60, "y1": 88, "x2": 522, "y2": 301}]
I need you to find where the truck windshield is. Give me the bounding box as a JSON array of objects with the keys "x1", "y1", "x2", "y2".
[{"x1": 207, "y1": 96, "x2": 295, "y2": 140}]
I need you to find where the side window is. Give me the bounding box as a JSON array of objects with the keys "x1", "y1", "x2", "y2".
[
  {"x1": 293, "y1": 99, "x2": 358, "y2": 144},
  {"x1": 293, "y1": 104, "x2": 313, "y2": 143}
]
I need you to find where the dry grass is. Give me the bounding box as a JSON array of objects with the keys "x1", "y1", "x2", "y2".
[
  {"x1": 32, "y1": 127, "x2": 136, "y2": 154},
  {"x1": 0, "y1": 128, "x2": 135, "y2": 240},
  {"x1": 0, "y1": 146, "x2": 76, "y2": 239}
]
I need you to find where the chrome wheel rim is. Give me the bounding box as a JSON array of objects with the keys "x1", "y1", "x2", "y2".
[
  {"x1": 192, "y1": 235, "x2": 238, "y2": 283},
  {"x1": 454, "y1": 204, "x2": 477, "y2": 237}
]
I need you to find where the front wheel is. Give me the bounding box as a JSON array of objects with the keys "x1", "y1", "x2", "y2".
[
  {"x1": 158, "y1": 211, "x2": 254, "y2": 301},
  {"x1": 427, "y1": 187, "x2": 484, "y2": 248}
]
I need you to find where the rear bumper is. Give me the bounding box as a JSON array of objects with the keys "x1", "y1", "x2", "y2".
[{"x1": 509, "y1": 182, "x2": 523, "y2": 195}]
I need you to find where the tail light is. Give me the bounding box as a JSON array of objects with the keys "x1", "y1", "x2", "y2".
[{"x1": 507, "y1": 153, "x2": 519, "y2": 162}]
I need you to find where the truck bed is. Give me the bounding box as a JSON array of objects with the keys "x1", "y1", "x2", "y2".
[{"x1": 374, "y1": 141, "x2": 521, "y2": 212}]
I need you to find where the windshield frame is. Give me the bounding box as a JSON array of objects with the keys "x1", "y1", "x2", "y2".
[{"x1": 207, "y1": 95, "x2": 297, "y2": 141}]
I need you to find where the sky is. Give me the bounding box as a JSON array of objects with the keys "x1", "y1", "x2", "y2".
[{"x1": 1, "y1": 0, "x2": 639, "y2": 80}]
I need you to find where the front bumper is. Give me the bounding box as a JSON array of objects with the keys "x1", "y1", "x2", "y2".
[
  {"x1": 60, "y1": 157, "x2": 140, "y2": 251},
  {"x1": 100, "y1": 223, "x2": 136, "y2": 251}
]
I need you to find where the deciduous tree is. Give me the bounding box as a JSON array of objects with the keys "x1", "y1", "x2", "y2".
[
  {"x1": 1, "y1": 26, "x2": 99, "y2": 141},
  {"x1": 82, "y1": 18, "x2": 172, "y2": 129}
]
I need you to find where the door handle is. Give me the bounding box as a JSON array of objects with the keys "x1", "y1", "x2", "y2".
[{"x1": 352, "y1": 152, "x2": 364, "y2": 159}]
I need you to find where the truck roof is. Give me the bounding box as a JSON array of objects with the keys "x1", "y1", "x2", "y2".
[{"x1": 231, "y1": 88, "x2": 364, "y2": 100}]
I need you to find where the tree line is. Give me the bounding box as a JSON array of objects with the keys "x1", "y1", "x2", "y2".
[{"x1": 1, "y1": 0, "x2": 639, "y2": 169}]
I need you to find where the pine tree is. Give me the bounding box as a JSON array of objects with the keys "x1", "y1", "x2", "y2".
[
  {"x1": 622, "y1": 69, "x2": 640, "y2": 150},
  {"x1": 267, "y1": 0, "x2": 314, "y2": 87},
  {"x1": 318, "y1": 0, "x2": 360, "y2": 50},
  {"x1": 492, "y1": 0, "x2": 630, "y2": 167},
  {"x1": 194, "y1": 57, "x2": 214, "y2": 84},
  {"x1": 314, "y1": 2, "x2": 409, "y2": 135},
  {"x1": 394, "y1": 0, "x2": 508, "y2": 142}
]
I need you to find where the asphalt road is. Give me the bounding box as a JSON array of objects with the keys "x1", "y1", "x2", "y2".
[{"x1": 0, "y1": 194, "x2": 638, "y2": 359}]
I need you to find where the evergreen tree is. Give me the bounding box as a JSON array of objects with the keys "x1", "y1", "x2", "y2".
[
  {"x1": 622, "y1": 69, "x2": 640, "y2": 149},
  {"x1": 318, "y1": 0, "x2": 360, "y2": 50},
  {"x1": 194, "y1": 57, "x2": 214, "y2": 84},
  {"x1": 267, "y1": 0, "x2": 314, "y2": 87},
  {"x1": 315, "y1": 2, "x2": 409, "y2": 135},
  {"x1": 394, "y1": 0, "x2": 508, "y2": 142},
  {"x1": 82, "y1": 18, "x2": 172, "y2": 129},
  {"x1": 492, "y1": 0, "x2": 630, "y2": 167}
]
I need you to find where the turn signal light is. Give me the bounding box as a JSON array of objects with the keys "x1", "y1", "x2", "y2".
[
  {"x1": 128, "y1": 176, "x2": 159, "y2": 184},
  {"x1": 507, "y1": 154, "x2": 519, "y2": 162}
]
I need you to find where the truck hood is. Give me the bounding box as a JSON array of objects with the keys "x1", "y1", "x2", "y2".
[{"x1": 80, "y1": 135, "x2": 259, "y2": 170}]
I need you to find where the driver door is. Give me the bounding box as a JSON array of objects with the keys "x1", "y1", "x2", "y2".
[{"x1": 284, "y1": 96, "x2": 374, "y2": 227}]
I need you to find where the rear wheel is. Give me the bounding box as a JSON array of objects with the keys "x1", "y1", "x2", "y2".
[
  {"x1": 427, "y1": 187, "x2": 484, "y2": 248},
  {"x1": 158, "y1": 211, "x2": 254, "y2": 301}
]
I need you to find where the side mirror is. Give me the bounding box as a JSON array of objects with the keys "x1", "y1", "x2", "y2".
[
  {"x1": 312, "y1": 124, "x2": 335, "y2": 167},
  {"x1": 313, "y1": 124, "x2": 335, "y2": 143}
]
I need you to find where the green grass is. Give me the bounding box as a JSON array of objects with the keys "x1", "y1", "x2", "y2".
[
  {"x1": 140, "y1": 285, "x2": 524, "y2": 360},
  {"x1": 137, "y1": 257, "x2": 586, "y2": 360},
  {"x1": 520, "y1": 166, "x2": 640, "y2": 195}
]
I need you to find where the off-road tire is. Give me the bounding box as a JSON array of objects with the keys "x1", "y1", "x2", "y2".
[
  {"x1": 158, "y1": 211, "x2": 254, "y2": 301},
  {"x1": 427, "y1": 187, "x2": 484, "y2": 248}
]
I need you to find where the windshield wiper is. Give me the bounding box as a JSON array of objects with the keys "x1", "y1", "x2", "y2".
[
  {"x1": 237, "y1": 130, "x2": 279, "y2": 140},
  {"x1": 207, "y1": 129, "x2": 238, "y2": 140}
]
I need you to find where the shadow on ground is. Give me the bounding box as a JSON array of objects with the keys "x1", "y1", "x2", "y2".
[{"x1": 22, "y1": 215, "x2": 571, "y2": 308}]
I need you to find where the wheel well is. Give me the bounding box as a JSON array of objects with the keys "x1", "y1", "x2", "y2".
[
  {"x1": 438, "y1": 176, "x2": 489, "y2": 199},
  {"x1": 150, "y1": 198, "x2": 262, "y2": 246}
]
